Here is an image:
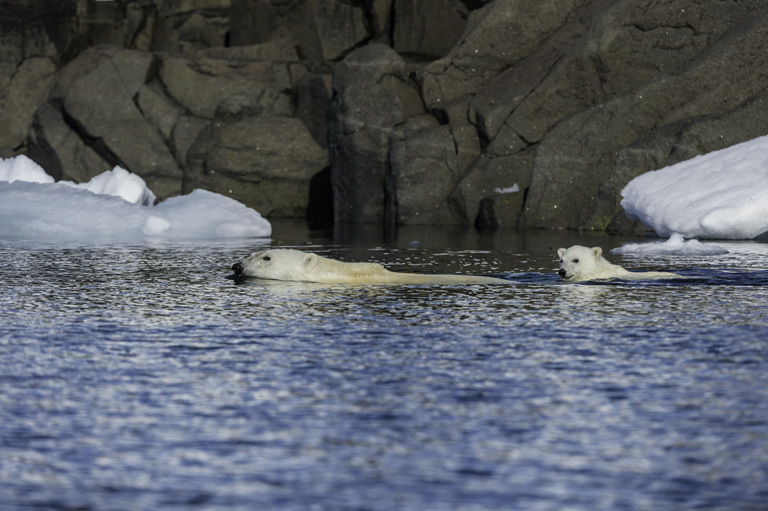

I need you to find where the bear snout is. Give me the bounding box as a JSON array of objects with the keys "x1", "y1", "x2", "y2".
[
  {"x1": 558, "y1": 269, "x2": 568, "y2": 278},
  {"x1": 232, "y1": 262, "x2": 244, "y2": 276}
]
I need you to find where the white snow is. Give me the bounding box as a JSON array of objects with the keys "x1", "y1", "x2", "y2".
[
  {"x1": 621, "y1": 135, "x2": 768, "y2": 240},
  {"x1": 494, "y1": 184, "x2": 520, "y2": 194},
  {"x1": 1, "y1": 155, "x2": 154, "y2": 205},
  {"x1": 61, "y1": 166, "x2": 157, "y2": 206},
  {"x1": 612, "y1": 233, "x2": 728, "y2": 256},
  {"x1": 0, "y1": 155, "x2": 54, "y2": 184},
  {"x1": 0, "y1": 156, "x2": 271, "y2": 240}
]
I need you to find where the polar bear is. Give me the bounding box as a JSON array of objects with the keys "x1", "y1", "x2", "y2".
[
  {"x1": 557, "y1": 245, "x2": 682, "y2": 282},
  {"x1": 231, "y1": 248, "x2": 510, "y2": 285}
]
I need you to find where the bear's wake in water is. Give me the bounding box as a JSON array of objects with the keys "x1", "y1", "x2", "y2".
[{"x1": 231, "y1": 249, "x2": 510, "y2": 285}]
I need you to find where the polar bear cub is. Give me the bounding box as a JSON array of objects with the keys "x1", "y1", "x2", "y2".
[
  {"x1": 232, "y1": 248, "x2": 510, "y2": 285},
  {"x1": 557, "y1": 245, "x2": 682, "y2": 282}
]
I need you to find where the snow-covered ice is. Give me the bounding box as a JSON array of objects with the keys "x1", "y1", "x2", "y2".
[
  {"x1": 0, "y1": 154, "x2": 54, "y2": 185},
  {"x1": 0, "y1": 156, "x2": 271, "y2": 240},
  {"x1": 612, "y1": 233, "x2": 728, "y2": 256},
  {"x1": 61, "y1": 166, "x2": 157, "y2": 206},
  {"x1": 621, "y1": 135, "x2": 768, "y2": 240},
  {"x1": 1, "y1": 155, "x2": 154, "y2": 205}
]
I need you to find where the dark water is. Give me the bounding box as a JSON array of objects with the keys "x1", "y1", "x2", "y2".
[{"x1": 1, "y1": 223, "x2": 767, "y2": 510}]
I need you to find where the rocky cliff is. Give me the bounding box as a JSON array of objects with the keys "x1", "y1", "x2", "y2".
[{"x1": 2, "y1": 0, "x2": 767, "y2": 232}]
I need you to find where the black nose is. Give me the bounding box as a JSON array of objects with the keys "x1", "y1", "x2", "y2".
[
  {"x1": 232, "y1": 262, "x2": 244, "y2": 275},
  {"x1": 558, "y1": 269, "x2": 567, "y2": 278}
]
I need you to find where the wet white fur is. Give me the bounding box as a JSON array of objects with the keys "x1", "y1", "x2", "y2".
[
  {"x1": 236, "y1": 249, "x2": 509, "y2": 285},
  {"x1": 557, "y1": 245, "x2": 682, "y2": 282}
]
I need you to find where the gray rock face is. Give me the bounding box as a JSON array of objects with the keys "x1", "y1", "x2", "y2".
[
  {"x1": 520, "y1": 2, "x2": 768, "y2": 231},
  {"x1": 87, "y1": 0, "x2": 232, "y2": 53},
  {"x1": 230, "y1": 0, "x2": 369, "y2": 61},
  {"x1": 26, "y1": 44, "x2": 333, "y2": 215},
  {"x1": 5, "y1": 0, "x2": 768, "y2": 231},
  {"x1": 0, "y1": 0, "x2": 82, "y2": 155},
  {"x1": 185, "y1": 98, "x2": 329, "y2": 218},
  {"x1": 387, "y1": 116, "x2": 462, "y2": 225},
  {"x1": 329, "y1": 0, "x2": 768, "y2": 231},
  {"x1": 3, "y1": 0, "x2": 471, "y2": 224},
  {"x1": 327, "y1": 44, "x2": 424, "y2": 223},
  {"x1": 29, "y1": 47, "x2": 182, "y2": 198},
  {"x1": 422, "y1": 0, "x2": 586, "y2": 110}
]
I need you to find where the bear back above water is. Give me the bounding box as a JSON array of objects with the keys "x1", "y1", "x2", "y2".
[
  {"x1": 232, "y1": 248, "x2": 510, "y2": 285},
  {"x1": 557, "y1": 245, "x2": 682, "y2": 282}
]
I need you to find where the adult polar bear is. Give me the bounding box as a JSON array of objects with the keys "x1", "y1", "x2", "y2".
[
  {"x1": 557, "y1": 245, "x2": 682, "y2": 282},
  {"x1": 232, "y1": 248, "x2": 510, "y2": 285}
]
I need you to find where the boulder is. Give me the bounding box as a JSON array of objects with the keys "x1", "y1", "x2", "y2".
[
  {"x1": 461, "y1": 150, "x2": 533, "y2": 229},
  {"x1": 26, "y1": 42, "x2": 333, "y2": 214},
  {"x1": 157, "y1": 54, "x2": 294, "y2": 120},
  {"x1": 27, "y1": 101, "x2": 111, "y2": 183},
  {"x1": 521, "y1": 6, "x2": 768, "y2": 230},
  {"x1": 184, "y1": 96, "x2": 329, "y2": 218},
  {"x1": 230, "y1": 0, "x2": 369, "y2": 61},
  {"x1": 153, "y1": 1, "x2": 231, "y2": 53},
  {"x1": 386, "y1": 95, "x2": 497, "y2": 226},
  {"x1": 29, "y1": 46, "x2": 183, "y2": 199},
  {"x1": 0, "y1": 58, "x2": 57, "y2": 156},
  {"x1": 387, "y1": 117, "x2": 460, "y2": 225},
  {"x1": 85, "y1": 0, "x2": 231, "y2": 53},
  {"x1": 0, "y1": 0, "x2": 83, "y2": 155},
  {"x1": 420, "y1": 0, "x2": 587, "y2": 108},
  {"x1": 327, "y1": 44, "x2": 425, "y2": 223}
]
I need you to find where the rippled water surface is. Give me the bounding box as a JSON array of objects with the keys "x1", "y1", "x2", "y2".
[{"x1": 2, "y1": 223, "x2": 767, "y2": 510}]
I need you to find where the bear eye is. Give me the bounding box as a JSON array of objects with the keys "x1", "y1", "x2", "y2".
[
  {"x1": 262, "y1": 255, "x2": 271, "y2": 261},
  {"x1": 573, "y1": 258, "x2": 579, "y2": 263}
]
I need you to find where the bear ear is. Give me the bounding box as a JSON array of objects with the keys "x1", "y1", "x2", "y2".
[
  {"x1": 591, "y1": 246, "x2": 603, "y2": 259},
  {"x1": 557, "y1": 248, "x2": 566, "y2": 257},
  {"x1": 303, "y1": 253, "x2": 319, "y2": 269}
]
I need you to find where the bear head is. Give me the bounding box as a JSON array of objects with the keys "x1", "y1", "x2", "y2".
[
  {"x1": 232, "y1": 249, "x2": 320, "y2": 280},
  {"x1": 557, "y1": 245, "x2": 603, "y2": 282}
]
